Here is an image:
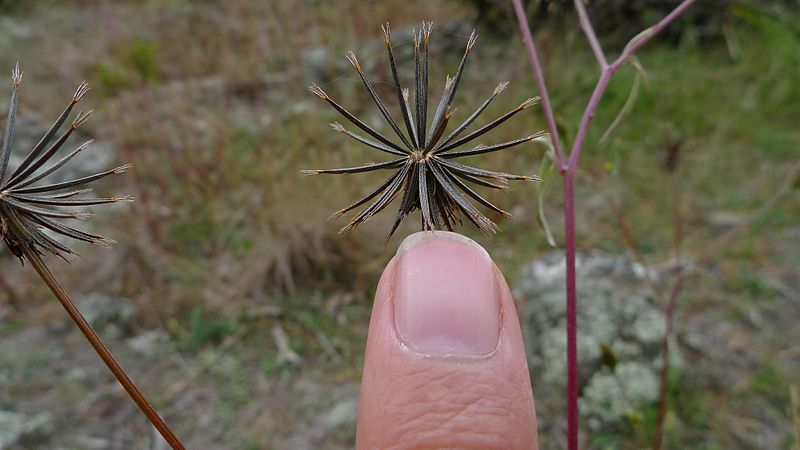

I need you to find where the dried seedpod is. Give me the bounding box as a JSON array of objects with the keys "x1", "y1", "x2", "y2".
[
  {"x1": 304, "y1": 21, "x2": 545, "y2": 241},
  {"x1": 0, "y1": 64, "x2": 185, "y2": 449}
]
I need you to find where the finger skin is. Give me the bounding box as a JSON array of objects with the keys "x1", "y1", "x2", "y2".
[{"x1": 356, "y1": 254, "x2": 538, "y2": 449}]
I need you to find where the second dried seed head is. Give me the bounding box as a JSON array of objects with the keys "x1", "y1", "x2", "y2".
[{"x1": 304, "y1": 22, "x2": 544, "y2": 241}]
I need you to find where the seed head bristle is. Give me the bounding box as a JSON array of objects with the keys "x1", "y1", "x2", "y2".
[
  {"x1": 466, "y1": 30, "x2": 478, "y2": 52},
  {"x1": 422, "y1": 21, "x2": 433, "y2": 43},
  {"x1": 494, "y1": 81, "x2": 510, "y2": 96},
  {"x1": 519, "y1": 96, "x2": 541, "y2": 110},
  {"x1": 112, "y1": 164, "x2": 133, "y2": 174},
  {"x1": 96, "y1": 237, "x2": 116, "y2": 247},
  {"x1": 330, "y1": 122, "x2": 346, "y2": 132},
  {"x1": 346, "y1": 51, "x2": 360, "y2": 70},
  {"x1": 527, "y1": 131, "x2": 548, "y2": 141},
  {"x1": 76, "y1": 139, "x2": 93, "y2": 152},
  {"x1": 309, "y1": 84, "x2": 328, "y2": 100},
  {"x1": 72, "y1": 81, "x2": 89, "y2": 103},
  {"x1": 301, "y1": 169, "x2": 321, "y2": 176},
  {"x1": 444, "y1": 107, "x2": 453, "y2": 120},
  {"x1": 11, "y1": 62, "x2": 22, "y2": 86},
  {"x1": 444, "y1": 75, "x2": 454, "y2": 91},
  {"x1": 329, "y1": 209, "x2": 347, "y2": 219},
  {"x1": 71, "y1": 110, "x2": 93, "y2": 129},
  {"x1": 381, "y1": 22, "x2": 391, "y2": 45}
]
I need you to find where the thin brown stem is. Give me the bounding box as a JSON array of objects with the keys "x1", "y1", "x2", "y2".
[
  {"x1": 653, "y1": 173, "x2": 683, "y2": 450},
  {"x1": 23, "y1": 247, "x2": 185, "y2": 450}
]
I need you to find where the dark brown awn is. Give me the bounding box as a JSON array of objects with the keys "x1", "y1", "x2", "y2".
[
  {"x1": 0, "y1": 64, "x2": 185, "y2": 449},
  {"x1": 304, "y1": 21, "x2": 546, "y2": 241}
]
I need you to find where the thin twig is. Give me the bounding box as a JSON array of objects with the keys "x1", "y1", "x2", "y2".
[
  {"x1": 574, "y1": 0, "x2": 608, "y2": 70},
  {"x1": 511, "y1": 0, "x2": 566, "y2": 169},
  {"x1": 653, "y1": 171, "x2": 684, "y2": 450},
  {"x1": 23, "y1": 248, "x2": 185, "y2": 450}
]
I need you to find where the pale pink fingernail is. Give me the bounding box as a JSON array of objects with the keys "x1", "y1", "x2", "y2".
[{"x1": 393, "y1": 231, "x2": 501, "y2": 357}]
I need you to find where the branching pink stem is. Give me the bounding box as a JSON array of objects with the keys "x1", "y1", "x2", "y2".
[
  {"x1": 511, "y1": 1, "x2": 696, "y2": 448},
  {"x1": 568, "y1": 0, "x2": 696, "y2": 172}
]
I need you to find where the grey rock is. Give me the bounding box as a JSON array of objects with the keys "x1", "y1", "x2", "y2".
[
  {"x1": 75, "y1": 294, "x2": 138, "y2": 339},
  {"x1": 0, "y1": 410, "x2": 52, "y2": 450},
  {"x1": 127, "y1": 329, "x2": 168, "y2": 357},
  {"x1": 514, "y1": 251, "x2": 681, "y2": 429}
]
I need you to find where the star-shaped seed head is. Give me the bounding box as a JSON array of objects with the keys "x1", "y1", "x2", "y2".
[
  {"x1": 0, "y1": 64, "x2": 132, "y2": 262},
  {"x1": 304, "y1": 22, "x2": 545, "y2": 242}
]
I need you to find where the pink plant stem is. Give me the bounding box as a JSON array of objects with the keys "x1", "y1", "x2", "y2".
[
  {"x1": 511, "y1": 1, "x2": 696, "y2": 448},
  {"x1": 511, "y1": 0, "x2": 567, "y2": 169},
  {"x1": 563, "y1": 170, "x2": 579, "y2": 450}
]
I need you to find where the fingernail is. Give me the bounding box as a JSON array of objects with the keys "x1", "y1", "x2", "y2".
[{"x1": 393, "y1": 231, "x2": 501, "y2": 357}]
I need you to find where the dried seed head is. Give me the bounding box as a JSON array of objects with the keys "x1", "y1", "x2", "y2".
[
  {"x1": 303, "y1": 22, "x2": 544, "y2": 240},
  {"x1": 0, "y1": 66, "x2": 131, "y2": 261}
]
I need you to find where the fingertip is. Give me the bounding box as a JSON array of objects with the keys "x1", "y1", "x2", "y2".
[{"x1": 357, "y1": 232, "x2": 538, "y2": 449}]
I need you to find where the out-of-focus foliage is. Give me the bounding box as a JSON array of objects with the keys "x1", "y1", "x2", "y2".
[{"x1": 461, "y1": 0, "x2": 798, "y2": 42}]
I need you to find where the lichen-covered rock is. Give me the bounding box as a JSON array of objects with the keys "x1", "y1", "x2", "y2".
[
  {"x1": 76, "y1": 294, "x2": 138, "y2": 339},
  {"x1": 514, "y1": 251, "x2": 681, "y2": 430},
  {"x1": 0, "y1": 410, "x2": 52, "y2": 450}
]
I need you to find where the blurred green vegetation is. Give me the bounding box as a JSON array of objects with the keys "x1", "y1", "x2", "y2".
[{"x1": 0, "y1": 0, "x2": 798, "y2": 448}]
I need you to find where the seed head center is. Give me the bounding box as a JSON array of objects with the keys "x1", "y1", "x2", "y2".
[{"x1": 411, "y1": 150, "x2": 429, "y2": 163}]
